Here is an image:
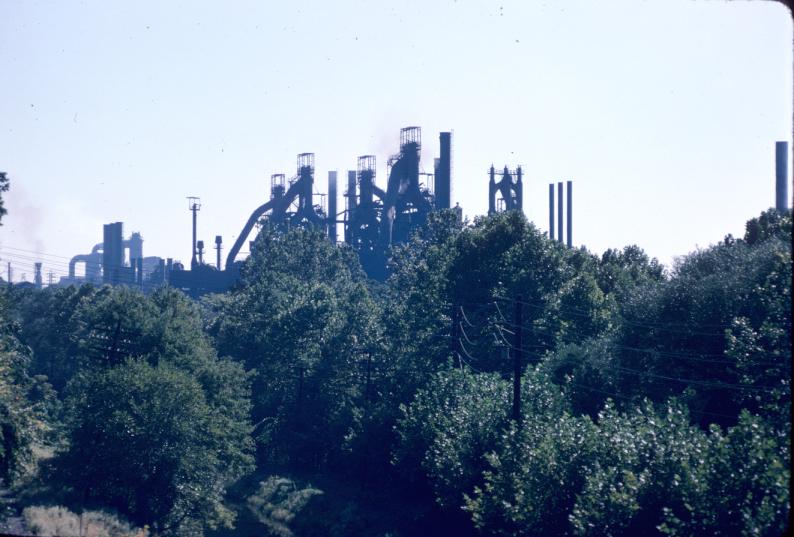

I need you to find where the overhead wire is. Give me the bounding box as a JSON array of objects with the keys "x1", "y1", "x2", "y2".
[{"x1": 459, "y1": 302, "x2": 787, "y2": 395}]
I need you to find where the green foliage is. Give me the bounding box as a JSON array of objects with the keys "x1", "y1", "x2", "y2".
[
  {"x1": 394, "y1": 367, "x2": 568, "y2": 513},
  {"x1": 57, "y1": 359, "x2": 254, "y2": 534},
  {"x1": 0, "y1": 335, "x2": 38, "y2": 484},
  {"x1": 465, "y1": 413, "x2": 600, "y2": 537},
  {"x1": 0, "y1": 208, "x2": 789, "y2": 537},
  {"x1": 568, "y1": 403, "x2": 790, "y2": 537},
  {"x1": 9, "y1": 284, "x2": 98, "y2": 391},
  {"x1": 744, "y1": 208, "x2": 791, "y2": 245},
  {"x1": 246, "y1": 476, "x2": 323, "y2": 537},
  {"x1": 0, "y1": 171, "x2": 8, "y2": 224},
  {"x1": 595, "y1": 245, "x2": 665, "y2": 304},
  {"x1": 0, "y1": 297, "x2": 53, "y2": 485},
  {"x1": 22, "y1": 505, "x2": 145, "y2": 537},
  {"x1": 570, "y1": 400, "x2": 712, "y2": 536},
  {"x1": 382, "y1": 209, "x2": 465, "y2": 401},
  {"x1": 206, "y1": 226, "x2": 380, "y2": 469},
  {"x1": 658, "y1": 411, "x2": 790, "y2": 537},
  {"x1": 602, "y1": 220, "x2": 791, "y2": 425},
  {"x1": 394, "y1": 369, "x2": 512, "y2": 510}
]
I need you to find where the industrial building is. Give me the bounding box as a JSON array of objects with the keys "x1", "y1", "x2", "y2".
[{"x1": 36, "y1": 130, "x2": 789, "y2": 298}]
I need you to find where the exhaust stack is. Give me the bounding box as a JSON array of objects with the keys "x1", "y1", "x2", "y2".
[
  {"x1": 557, "y1": 182, "x2": 563, "y2": 243},
  {"x1": 215, "y1": 236, "x2": 223, "y2": 270},
  {"x1": 34, "y1": 262, "x2": 43, "y2": 289},
  {"x1": 566, "y1": 181, "x2": 572, "y2": 248},
  {"x1": 548, "y1": 184, "x2": 554, "y2": 239},
  {"x1": 776, "y1": 141, "x2": 789, "y2": 211},
  {"x1": 436, "y1": 132, "x2": 452, "y2": 209},
  {"x1": 328, "y1": 171, "x2": 338, "y2": 243}
]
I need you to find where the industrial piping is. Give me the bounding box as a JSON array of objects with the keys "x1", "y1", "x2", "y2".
[
  {"x1": 776, "y1": 141, "x2": 789, "y2": 212},
  {"x1": 549, "y1": 184, "x2": 554, "y2": 239},
  {"x1": 566, "y1": 180, "x2": 572, "y2": 248},
  {"x1": 328, "y1": 171, "x2": 338, "y2": 243},
  {"x1": 557, "y1": 182, "x2": 563, "y2": 243}
]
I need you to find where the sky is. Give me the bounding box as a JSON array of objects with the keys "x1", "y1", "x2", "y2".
[{"x1": 0, "y1": 0, "x2": 791, "y2": 282}]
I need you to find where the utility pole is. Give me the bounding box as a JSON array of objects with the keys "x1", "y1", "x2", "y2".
[
  {"x1": 187, "y1": 197, "x2": 201, "y2": 269},
  {"x1": 451, "y1": 303, "x2": 462, "y2": 368},
  {"x1": 512, "y1": 294, "x2": 523, "y2": 425}
]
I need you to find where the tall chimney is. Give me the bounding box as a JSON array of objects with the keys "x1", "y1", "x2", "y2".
[
  {"x1": 103, "y1": 222, "x2": 123, "y2": 285},
  {"x1": 34, "y1": 262, "x2": 43, "y2": 289},
  {"x1": 436, "y1": 132, "x2": 451, "y2": 209},
  {"x1": 548, "y1": 183, "x2": 555, "y2": 239},
  {"x1": 187, "y1": 197, "x2": 201, "y2": 270},
  {"x1": 557, "y1": 182, "x2": 563, "y2": 243},
  {"x1": 215, "y1": 236, "x2": 223, "y2": 270},
  {"x1": 566, "y1": 181, "x2": 573, "y2": 248},
  {"x1": 328, "y1": 171, "x2": 338, "y2": 243},
  {"x1": 776, "y1": 141, "x2": 789, "y2": 212},
  {"x1": 489, "y1": 166, "x2": 497, "y2": 215}
]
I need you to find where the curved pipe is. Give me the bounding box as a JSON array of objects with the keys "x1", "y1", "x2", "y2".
[
  {"x1": 225, "y1": 175, "x2": 315, "y2": 270},
  {"x1": 225, "y1": 199, "x2": 277, "y2": 270},
  {"x1": 69, "y1": 252, "x2": 102, "y2": 279},
  {"x1": 91, "y1": 242, "x2": 103, "y2": 254}
]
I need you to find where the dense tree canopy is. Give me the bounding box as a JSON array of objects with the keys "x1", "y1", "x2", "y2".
[{"x1": 0, "y1": 208, "x2": 789, "y2": 537}]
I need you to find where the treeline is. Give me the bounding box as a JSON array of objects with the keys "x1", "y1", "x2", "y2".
[{"x1": 0, "y1": 208, "x2": 790, "y2": 536}]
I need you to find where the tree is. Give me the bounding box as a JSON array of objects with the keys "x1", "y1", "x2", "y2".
[
  {"x1": 0, "y1": 291, "x2": 52, "y2": 487},
  {"x1": 205, "y1": 226, "x2": 380, "y2": 469},
  {"x1": 0, "y1": 171, "x2": 9, "y2": 225},
  {"x1": 58, "y1": 359, "x2": 254, "y2": 535},
  {"x1": 570, "y1": 400, "x2": 713, "y2": 536},
  {"x1": 465, "y1": 412, "x2": 600, "y2": 537},
  {"x1": 9, "y1": 284, "x2": 98, "y2": 392},
  {"x1": 595, "y1": 211, "x2": 792, "y2": 427}
]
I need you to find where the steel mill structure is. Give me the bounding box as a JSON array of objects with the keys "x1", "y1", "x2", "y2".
[{"x1": 41, "y1": 130, "x2": 790, "y2": 298}]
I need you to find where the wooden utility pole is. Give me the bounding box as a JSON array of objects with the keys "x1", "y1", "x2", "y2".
[
  {"x1": 451, "y1": 303, "x2": 461, "y2": 368},
  {"x1": 512, "y1": 294, "x2": 523, "y2": 424}
]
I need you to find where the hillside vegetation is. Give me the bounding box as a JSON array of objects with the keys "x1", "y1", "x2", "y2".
[{"x1": 1, "y1": 209, "x2": 790, "y2": 536}]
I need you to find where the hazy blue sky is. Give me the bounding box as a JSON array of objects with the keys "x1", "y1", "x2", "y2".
[{"x1": 1, "y1": 0, "x2": 791, "y2": 282}]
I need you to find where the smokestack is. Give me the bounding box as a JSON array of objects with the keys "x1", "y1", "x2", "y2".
[
  {"x1": 557, "y1": 182, "x2": 563, "y2": 243},
  {"x1": 548, "y1": 184, "x2": 555, "y2": 239},
  {"x1": 187, "y1": 197, "x2": 201, "y2": 270},
  {"x1": 34, "y1": 262, "x2": 42, "y2": 289},
  {"x1": 489, "y1": 166, "x2": 496, "y2": 214},
  {"x1": 436, "y1": 132, "x2": 451, "y2": 209},
  {"x1": 776, "y1": 141, "x2": 789, "y2": 211},
  {"x1": 215, "y1": 236, "x2": 222, "y2": 270},
  {"x1": 328, "y1": 171, "x2": 338, "y2": 243},
  {"x1": 566, "y1": 181, "x2": 572, "y2": 248},
  {"x1": 103, "y1": 222, "x2": 123, "y2": 285}
]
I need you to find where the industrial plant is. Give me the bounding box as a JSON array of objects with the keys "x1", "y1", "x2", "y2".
[{"x1": 34, "y1": 131, "x2": 790, "y2": 298}]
